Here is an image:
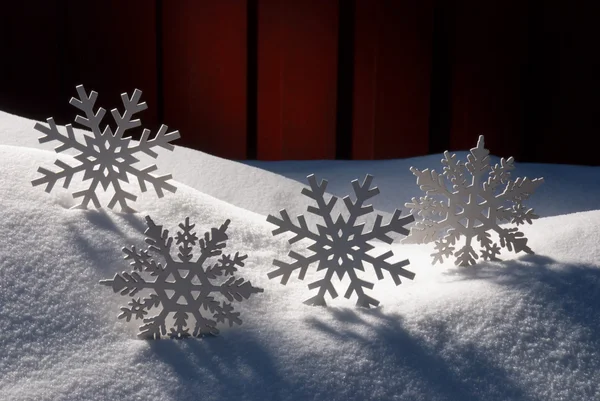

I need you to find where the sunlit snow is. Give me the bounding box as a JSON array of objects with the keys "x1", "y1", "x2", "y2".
[{"x1": 0, "y1": 110, "x2": 599, "y2": 401}]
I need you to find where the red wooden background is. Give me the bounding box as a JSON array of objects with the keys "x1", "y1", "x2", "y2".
[{"x1": 0, "y1": 1, "x2": 598, "y2": 165}]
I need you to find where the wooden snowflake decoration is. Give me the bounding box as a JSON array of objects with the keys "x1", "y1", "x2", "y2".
[
  {"x1": 404, "y1": 135, "x2": 544, "y2": 266},
  {"x1": 101, "y1": 216, "x2": 263, "y2": 339},
  {"x1": 32, "y1": 85, "x2": 179, "y2": 212},
  {"x1": 267, "y1": 174, "x2": 415, "y2": 308}
]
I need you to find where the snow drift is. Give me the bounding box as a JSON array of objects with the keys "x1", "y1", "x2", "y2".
[{"x1": 0, "y1": 111, "x2": 599, "y2": 401}]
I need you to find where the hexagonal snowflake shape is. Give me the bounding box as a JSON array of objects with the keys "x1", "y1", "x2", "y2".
[
  {"x1": 267, "y1": 174, "x2": 415, "y2": 308},
  {"x1": 101, "y1": 216, "x2": 263, "y2": 339},
  {"x1": 404, "y1": 135, "x2": 544, "y2": 266},
  {"x1": 32, "y1": 85, "x2": 179, "y2": 212}
]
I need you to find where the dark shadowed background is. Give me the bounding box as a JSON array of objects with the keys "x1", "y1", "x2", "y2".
[{"x1": 0, "y1": 1, "x2": 598, "y2": 164}]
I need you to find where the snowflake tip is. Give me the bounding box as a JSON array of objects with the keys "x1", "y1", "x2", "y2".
[
  {"x1": 303, "y1": 295, "x2": 327, "y2": 307},
  {"x1": 476, "y1": 134, "x2": 485, "y2": 148},
  {"x1": 99, "y1": 274, "x2": 124, "y2": 293},
  {"x1": 355, "y1": 294, "x2": 380, "y2": 309}
]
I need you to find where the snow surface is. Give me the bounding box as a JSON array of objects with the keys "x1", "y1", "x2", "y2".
[{"x1": 1, "y1": 110, "x2": 599, "y2": 401}]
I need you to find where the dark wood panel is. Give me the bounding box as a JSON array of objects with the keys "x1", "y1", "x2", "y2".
[
  {"x1": 0, "y1": 1, "x2": 597, "y2": 165},
  {"x1": 351, "y1": 0, "x2": 377, "y2": 159},
  {"x1": 257, "y1": 0, "x2": 338, "y2": 160},
  {"x1": 0, "y1": 1, "x2": 65, "y2": 122},
  {"x1": 63, "y1": 1, "x2": 158, "y2": 134},
  {"x1": 525, "y1": 1, "x2": 600, "y2": 165},
  {"x1": 352, "y1": 0, "x2": 433, "y2": 160},
  {"x1": 256, "y1": 0, "x2": 283, "y2": 160},
  {"x1": 162, "y1": 0, "x2": 248, "y2": 159},
  {"x1": 446, "y1": 1, "x2": 528, "y2": 159}
]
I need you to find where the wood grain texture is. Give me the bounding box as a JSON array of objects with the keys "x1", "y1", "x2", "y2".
[
  {"x1": 0, "y1": 2, "x2": 65, "y2": 121},
  {"x1": 257, "y1": 0, "x2": 339, "y2": 160},
  {"x1": 162, "y1": 0, "x2": 247, "y2": 159},
  {"x1": 445, "y1": 1, "x2": 528, "y2": 159},
  {"x1": 63, "y1": 1, "x2": 159, "y2": 134},
  {"x1": 352, "y1": 0, "x2": 433, "y2": 160}
]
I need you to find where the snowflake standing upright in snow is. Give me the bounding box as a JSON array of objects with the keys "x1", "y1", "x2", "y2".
[
  {"x1": 32, "y1": 85, "x2": 179, "y2": 212},
  {"x1": 267, "y1": 174, "x2": 415, "y2": 308},
  {"x1": 404, "y1": 135, "x2": 543, "y2": 266},
  {"x1": 101, "y1": 216, "x2": 263, "y2": 339}
]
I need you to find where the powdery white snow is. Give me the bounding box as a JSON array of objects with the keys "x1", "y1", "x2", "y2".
[{"x1": 0, "y1": 111, "x2": 599, "y2": 401}]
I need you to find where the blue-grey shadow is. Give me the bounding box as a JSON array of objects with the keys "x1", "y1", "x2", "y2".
[
  {"x1": 64, "y1": 209, "x2": 147, "y2": 275},
  {"x1": 446, "y1": 254, "x2": 600, "y2": 344},
  {"x1": 146, "y1": 332, "x2": 291, "y2": 401},
  {"x1": 305, "y1": 307, "x2": 536, "y2": 401}
]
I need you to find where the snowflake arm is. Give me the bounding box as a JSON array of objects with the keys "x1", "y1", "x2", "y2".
[
  {"x1": 342, "y1": 175, "x2": 380, "y2": 220},
  {"x1": 122, "y1": 245, "x2": 164, "y2": 276},
  {"x1": 123, "y1": 164, "x2": 177, "y2": 198},
  {"x1": 487, "y1": 157, "x2": 514, "y2": 190},
  {"x1": 144, "y1": 216, "x2": 175, "y2": 265},
  {"x1": 192, "y1": 308, "x2": 219, "y2": 336},
  {"x1": 122, "y1": 125, "x2": 180, "y2": 198},
  {"x1": 110, "y1": 89, "x2": 148, "y2": 139},
  {"x1": 268, "y1": 250, "x2": 322, "y2": 285},
  {"x1": 359, "y1": 209, "x2": 415, "y2": 243},
  {"x1": 500, "y1": 176, "x2": 544, "y2": 203},
  {"x1": 100, "y1": 271, "x2": 153, "y2": 297},
  {"x1": 175, "y1": 217, "x2": 198, "y2": 262},
  {"x1": 213, "y1": 303, "x2": 242, "y2": 327},
  {"x1": 138, "y1": 309, "x2": 169, "y2": 340},
  {"x1": 128, "y1": 124, "x2": 181, "y2": 158},
  {"x1": 169, "y1": 310, "x2": 191, "y2": 339},
  {"x1": 340, "y1": 265, "x2": 379, "y2": 308},
  {"x1": 304, "y1": 266, "x2": 339, "y2": 306},
  {"x1": 218, "y1": 277, "x2": 264, "y2": 302},
  {"x1": 194, "y1": 219, "x2": 231, "y2": 268},
  {"x1": 498, "y1": 227, "x2": 533, "y2": 254},
  {"x1": 267, "y1": 206, "x2": 324, "y2": 246},
  {"x1": 410, "y1": 167, "x2": 454, "y2": 198},
  {"x1": 210, "y1": 252, "x2": 247, "y2": 277},
  {"x1": 117, "y1": 294, "x2": 161, "y2": 322},
  {"x1": 34, "y1": 119, "x2": 91, "y2": 154},
  {"x1": 441, "y1": 151, "x2": 469, "y2": 190},
  {"x1": 302, "y1": 174, "x2": 339, "y2": 222},
  {"x1": 31, "y1": 159, "x2": 88, "y2": 193},
  {"x1": 69, "y1": 85, "x2": 106, "y2": 137},
  {"x1": 362, "y1": 250, "x2": 415, "y2": 285},
  {"x1": 430, "y1": 236, "x2": 456, "y2": 265},
  {"x1": 403, "y1": 219, "x2": 446, "y2": 245}
]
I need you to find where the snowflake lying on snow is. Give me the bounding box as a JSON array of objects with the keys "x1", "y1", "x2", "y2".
[
  {"x1": 404, "y1": 135, "x2": 543, "y2": 266},
  {"x1": 32, "y1": 85, "x2": 179, "y2": 212},
  {"x1": 101, "y1": 216, "x2": 263, "y2": 339},
  {"x1": 267, "y1": 174, "x2": 415, "y2": 308}
]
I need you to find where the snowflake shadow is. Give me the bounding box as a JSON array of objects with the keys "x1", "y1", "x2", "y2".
[
  {"x1": 444, "y1": 254, "x2": 600, "y2": 343},
  {"x1": 305, "y1": 308, "x2": 536, "y2": 401},
  {"x1": 63, "y1": 210, "x2": 147, "y2": 275},
  {"x1": 146, "y1": 332, "x2": 290, "y2": 400},
  {"x1": 80, "y1": 209, "x2": 126, "y2": 235},
  {"x1": 70, "y1": 208, "x2": 148, "y2": 236}
]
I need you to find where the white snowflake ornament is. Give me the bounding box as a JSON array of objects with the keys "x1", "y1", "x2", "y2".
[
  {"x1": 267, "y1": 174, "x2": 415, "y2": 308},
  {"x1": 404, "y1": 135, "x2": 543, "y2": 266},
  {"x1": 32, "y1": 85, "x2": 179, "y2": 212},
  {"x1": 101, "y1": 216, "x2": 263, "y2": 339}
]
